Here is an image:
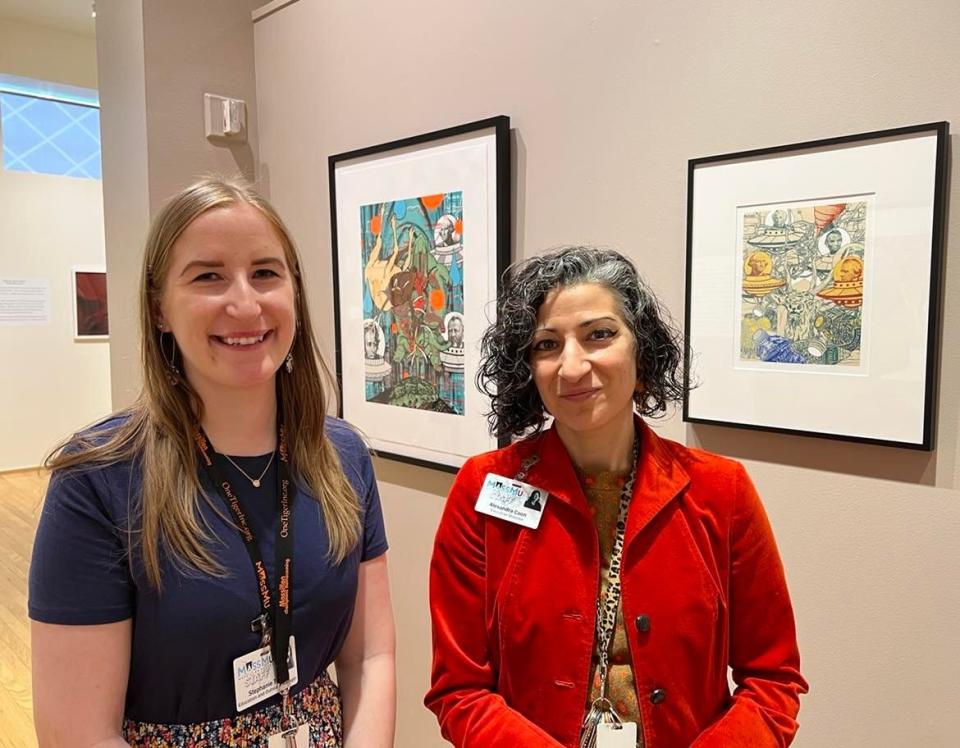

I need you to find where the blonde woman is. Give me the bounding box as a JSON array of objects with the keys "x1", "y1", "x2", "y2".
[{"x1": 29, "y1": 178, "x2": 396, "y2": 747}]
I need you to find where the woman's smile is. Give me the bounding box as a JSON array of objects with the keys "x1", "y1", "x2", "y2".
[{"x1": 210, "y1": 329, "x2": 274, "y2": 349}]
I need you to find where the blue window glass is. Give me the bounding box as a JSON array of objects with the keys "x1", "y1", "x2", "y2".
[{"x1": 1, "y1": 92, "x2": 101, "y2": 180}]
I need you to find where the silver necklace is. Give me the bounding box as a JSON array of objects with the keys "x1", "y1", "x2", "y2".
[{"x1": 222, "y1": 450, "x2": 276, "y2": 488}]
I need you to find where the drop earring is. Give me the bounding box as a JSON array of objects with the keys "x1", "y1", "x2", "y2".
[
  {"x1": 285, "y1": 352, "x2": 294, "y2": 373},
  {"x1": 160, "y1": 330, "x2": 180, "y2": 384}
]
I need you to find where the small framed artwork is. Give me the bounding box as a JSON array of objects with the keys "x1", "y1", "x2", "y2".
[
  {"x1": 71, "y1": 266, "x2": 109, "y2": 340},
  {"x1": 329, "y1": 116, "x2": 511, "y2": 471},
  {"x1": 684, "y1": 122, "x2": 949, "y2": 450}
]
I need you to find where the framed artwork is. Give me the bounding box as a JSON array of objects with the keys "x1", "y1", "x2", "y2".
[
  {"x1": 684, "y1": 122, "x2": 949, "y2": 450},
  {"x1": 329, "y1": 116, "x2": 510, "y2": 471},
  {"x1": 71, "y1": 266, "x2": 109, "y2": 340}
]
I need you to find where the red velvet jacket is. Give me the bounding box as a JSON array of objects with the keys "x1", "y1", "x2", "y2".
[{"x1": 425, "y1": 419, "x2": 807, "y2": 747}]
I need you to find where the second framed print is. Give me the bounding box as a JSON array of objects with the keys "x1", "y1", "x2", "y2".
[
  {"x1": 685, "y1": 122, "x2": 948, "y2": 450},
  {"x1": 329, "y1": 116, "x2": 510, "y2": 471},
  {"x1": 71, "y1": 266, "x2": 109, "y2": 340}
]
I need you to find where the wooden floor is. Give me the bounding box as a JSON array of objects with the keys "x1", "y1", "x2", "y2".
[{"x1": 0, "y1": 468, "x2": 46, "y2": 748}]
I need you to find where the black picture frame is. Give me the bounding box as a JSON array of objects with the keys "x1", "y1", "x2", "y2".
[
  {"x1": 329, "y1": 116, "x2": 511, "y2": 472},
  {"x1": 684, "y1": 122, "x2": 949, "y2": 450}
]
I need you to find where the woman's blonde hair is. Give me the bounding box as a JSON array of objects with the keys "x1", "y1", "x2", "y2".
[{"x1": 47, "y1": 177, "x2": 361, "y2": 589}]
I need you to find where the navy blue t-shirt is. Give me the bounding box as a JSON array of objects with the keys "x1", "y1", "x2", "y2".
[{"x1": 29, "y1": 416, "x2": 388, "y2": 725}]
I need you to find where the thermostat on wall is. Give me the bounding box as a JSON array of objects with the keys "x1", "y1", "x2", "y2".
[{"x1": 204, "y1": 93, "x2": 246, "y2": 142}]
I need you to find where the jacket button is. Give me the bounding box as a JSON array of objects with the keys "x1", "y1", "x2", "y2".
[
  {"x1": 635, "y1": 614, "x2": 651, "y2": 633},
  {"x1": 649, "y1": 688, "x2": 667, "y2": 705}
]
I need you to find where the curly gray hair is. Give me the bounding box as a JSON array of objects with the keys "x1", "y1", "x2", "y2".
[{"x1": 478, "y1": 246, "x2": 687, "y2": 438}]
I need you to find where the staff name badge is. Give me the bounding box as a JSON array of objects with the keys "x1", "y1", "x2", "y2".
[
  {"x1": 597, "y1": 721, "x2": 638, "y2": 747},
  {"x1": 267, "y1": 723, "x2": 310, "y2": 747},
  {"x1": 475, "y1": 473, "x2": 549, "y2": 529},
  {"x1": 233, "y1": 636, "x2": 299, "y2": 712}
]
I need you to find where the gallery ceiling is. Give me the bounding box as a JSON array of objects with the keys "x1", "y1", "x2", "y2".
[{"x1": 0, "y1": 0, "x2": 94, "y2": 37}]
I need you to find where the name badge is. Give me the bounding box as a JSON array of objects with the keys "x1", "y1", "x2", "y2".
[
  {"x1": 233, "y1": 636, "x2": 299, "y2": 712},
  {"x1": 267, "y1": 723, "x2": 310, "y2": 747},
  {"x1": 597, "y1": 721, "x2": 638, "y2": 747},
  {"x1": 475, "y1": 473, "x2": 549, "y2": 529}
]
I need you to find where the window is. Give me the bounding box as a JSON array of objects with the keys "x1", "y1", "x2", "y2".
[{"x1": 0, "y1": 87, "x2": 101, "y2": 180}]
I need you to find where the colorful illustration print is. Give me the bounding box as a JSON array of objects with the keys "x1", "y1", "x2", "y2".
[
  {"x1": 739, "y1": 200, "x2": 867, "y2": 367},
  {"x1": 360, "y1": 192, "x2": 465, "y2": 414}
]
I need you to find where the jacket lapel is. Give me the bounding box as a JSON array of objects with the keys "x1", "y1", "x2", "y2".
[
  {"x1": 625, "y1": 419, "x2": 691, "y2": 550},
  {"x1": 514, "y1": 426, "x2": 591, "y2": 517},
  {"x1": 511, "y1": 419, "x2": 690, "y2": 534}
]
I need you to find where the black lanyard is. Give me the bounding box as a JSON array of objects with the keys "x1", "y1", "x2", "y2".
[{"x1": 193, "y1": 423, "x2": 295, "y2": 687}]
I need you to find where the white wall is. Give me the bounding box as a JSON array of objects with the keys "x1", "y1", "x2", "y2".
[
  {"x1": 94, "y1": 0, "x2": 150, "y2": 409},
  {"x1": 0, "y1": 18, "x2": 110, "y2": 471},
  {"x1": 95, "y1": 0, "x2": 261, "y2": 408},
  {"x1": 253, "y1": 1, "x2": 960, "y2": 746}
]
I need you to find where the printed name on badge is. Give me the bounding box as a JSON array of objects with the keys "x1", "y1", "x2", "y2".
[
  {"x1": 233, "y1": 636, "x2": 299, "y2": 712},
  {"x1": 475, "y1": 473, "x2": 549, "y2": 529}
]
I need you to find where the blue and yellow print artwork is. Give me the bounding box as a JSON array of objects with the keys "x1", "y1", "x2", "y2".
[
  {"x1": 360, "y1": 192, "x2": 466, "y2": 415},
  {"x1": 739, "y1": 200, "x2": 867, "y2": 367}
]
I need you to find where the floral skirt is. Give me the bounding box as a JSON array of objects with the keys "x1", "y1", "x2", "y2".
[{"x1": 123, "y1": 671, "x2": 341, "y2": 747}]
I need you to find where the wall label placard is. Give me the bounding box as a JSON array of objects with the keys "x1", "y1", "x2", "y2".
[{"x1": 0, "y1": 277, "x2": 50, "y2": 325}]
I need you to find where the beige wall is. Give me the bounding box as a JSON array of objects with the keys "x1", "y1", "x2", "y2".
[
  {"x1": 141, "y1": 0, "x2": 260, "y2": 215},
  {"x1": 254, "y1": 1, "x2": 960, "y2": 746},
  {"x1": 0, "y1": 18, "x2": 109, "y2": 471},
  {"x1": 96, "y1": 0, "x2": 261, "y2": 408},
  {"x1": 0, "y1": 17, "x2": 97, "y2": 89}
]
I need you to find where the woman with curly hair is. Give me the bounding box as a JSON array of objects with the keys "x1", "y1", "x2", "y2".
[{"x1": 425, "y1": 246, "x2": 806, "y2": 747}]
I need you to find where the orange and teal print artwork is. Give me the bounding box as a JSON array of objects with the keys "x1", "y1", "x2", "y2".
[
  {"x1": 360, "y1": 192, "x2": 465, "y2": 414},
  {"x1": 739, "y1": 199, "x2": 867, "y2": 367}
]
